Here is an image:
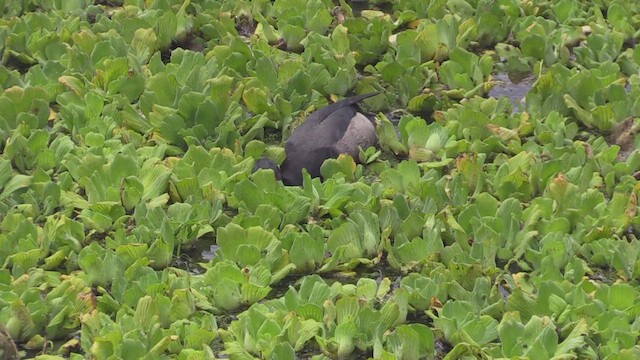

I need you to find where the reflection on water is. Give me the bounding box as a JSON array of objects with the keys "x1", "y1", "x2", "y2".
[
  {"x1": 332, "y1": 0, "x2": 394, "y2": 17},
  {"x1": 173, "y1": 240, "x2": 217, "y2": 274},
  {"x1": 201, "y1": 244, "x2": 217, "y2": 261},
  {"x1": 488, "y1": 72, "x2": 535, "y2": 112}
]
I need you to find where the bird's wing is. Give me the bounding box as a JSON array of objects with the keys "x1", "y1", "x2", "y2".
[
  {"x1": 313, "y1": 106, "x2": 359, "y2": 145},
  {"x1": 305, "y1": 92, "x2": 379, "y2": 125},
  {"x1": 288, "y1": 92, "x2": 379, "y2": 148},
  {"x1": 281, "y1": 92, "x2": 380, "y2": 185}
]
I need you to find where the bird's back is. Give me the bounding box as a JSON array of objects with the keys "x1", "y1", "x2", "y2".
[{"x1": 281, "y1": 93, "x2": 379, "y2": 185}]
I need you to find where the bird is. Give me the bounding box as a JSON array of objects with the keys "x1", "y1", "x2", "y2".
[{"x1": 253, "y1": 92, "x2": 379, "y2": 186}]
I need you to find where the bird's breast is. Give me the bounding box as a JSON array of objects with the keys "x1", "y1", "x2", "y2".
[{"x1": 334, "y1": 112, "x2": 378, "y2": 158}]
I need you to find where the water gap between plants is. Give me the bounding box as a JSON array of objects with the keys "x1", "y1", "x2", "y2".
[{"x1": 488, "y1": 72, "x2": 535, "y2": 112}]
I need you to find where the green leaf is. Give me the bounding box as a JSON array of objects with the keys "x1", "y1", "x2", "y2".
[
  {"x1": 287, "y1": 230, "x2": 324, "y2": 273},
  {"x1": 554, "y1": 319, "x2": 588, "y2": 356},
  {"x1": 331, "y1": 24, "x2": 350, "y2": 55},
  {"x1": 130, "y1": 28, "x2": 158, "y2": 64},
  {"x1": 320, "y1": 154, "x2": 357, "y2": 182},
  {"x1": 521, "y1": 34, "x2": 546, "y2": 60},
  {"x1": 121, "y1": 176, "x2": 144, "y2": 211},
  {"x1": 608, "y1": 284, "x2": 636, "y2": 310},
  {"x1": 0, "y1": 174, "x2": 32, "y2": 201}
]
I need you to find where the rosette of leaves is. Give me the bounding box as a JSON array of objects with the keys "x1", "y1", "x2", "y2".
[
  {"x1": 169, "y1": 145, "x2": 249, "y2": 203},
  {"x1": 199, "y1": 260, "x2": 273, "y2": 311},
  {"x1": 299, "y1": 25, "x2": 359, "y2": 95},
  {"x1": 0, "y1": 86, "x2": 51, "y2": 144},
  {"x1": 231, "y1": 170, "x2": 312, "y2": 226},
  {"x1": 220, "y1": 303, "x2": 321, "y2": 358},
  {"x1": 316, "y1": 278, "x2": 410, "y2": 358},
  {"x1": 320, "y1": 209, "x2": 383, "y2": 271},
  {"x1": 605, "y1": 1, "x2": 640, "y2": 41},
  {"x1": 343, "y1": 15, "x2": 391, "y2": 65},
  {"x1": 213, "y1": 222, "x2": 295, "y2": 280},
  {"x1": 384, "y1": 211, "x2": 446, "y2": 271},
  {"x1": 573, "y1": 31, "x2": 624, "y2": 69},
  {"x1": 80, "y1": 292, "x2": 217, "y2": 358},
  {"x1": 438, "y1": 47, "x2": 495, "y2": 99},
  {"x1": 269, "y1": 0, "x2": 333, "y2": 49},
  {"x1": 396, "y1": 115, "x2": 462, "y2": 166},
  {"x1": 429, "y1": 300, "x2": 499, "y2": 355},
  {"x1": 437, "y1": 96, "x2": 532, "y2": 156},
  {"x1": 60, "y1": 146, "x2": 172, "y2": 234},
  {"x1": 512, "y1": 16, "x2": 575, "y2": 67},
  {"x1": 0, "y1": 268, "x2": 97, "y2": 353},
  {"x1": 280, "y1": 225, "x2": 325, "y2": 273},
  {"x1": 562, "y1": 62, "x2": 630, "y2": 132}
]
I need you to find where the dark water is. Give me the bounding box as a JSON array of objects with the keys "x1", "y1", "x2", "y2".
[
  {"x1": 173, "y1": 240, "x2": 217, "y2": 274},
  {"x1": 488, "y1": 72, "x2": 535, "y2": 112},
  {"x1": 332, "y1": 0, "x2": 394, "y2": 17}
]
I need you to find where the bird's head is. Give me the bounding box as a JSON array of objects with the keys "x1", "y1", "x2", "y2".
[{"x1": 252, "y1": 157, "x2": 282, "y2": 181}]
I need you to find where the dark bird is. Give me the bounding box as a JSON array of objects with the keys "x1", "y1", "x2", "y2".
[{"x1": 254, "y1": 92, "x2": 379, "y2": 185}]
